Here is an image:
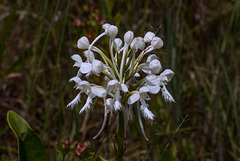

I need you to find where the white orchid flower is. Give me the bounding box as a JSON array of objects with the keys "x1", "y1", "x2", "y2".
[
  {"x1": 67, "y1": 80, "x2": 90, "y2": 109},
  {"x1": 124, "y1": 31, "x2": 134, "y2": 45},
  {"x1": 114, "y1": 38, "x2": 123, "y2": 51},
  {"x1": 71, "y1": 54, "x2": 82, "y2": 68},
  {"x1": 145, "y1": 69, "x2": 175, "y2": 102},
  {"x1": 145, "y1": 36, "x2": 164, "y2": 53},
  {"x1": 130, "y1": 37, "x2": 145, "y2": 52},
  {"x1": 106, "y1": 80, "x2": 128, "y2": 110},
  {"x1": 68, "y1": 23, "x2": 175, "y2": 141},
  {"x1": 128, "y1": 86, "x2": 154, "y2": 120},
  {"x1": 144, "y1": 31, "x2": 155, "y2": 43},
  {"x1": 67, "y1": 79, "x2": 107, "y2": 113},
  {"x1": 77, "y1": 36, "x2": 89, "y2": 49},
  {"x1": 141, "y1": 54, "x2": 162, "y2": 75},
  {"x1": 102, "y1": 23, "x2": 118, "y2": 39}
]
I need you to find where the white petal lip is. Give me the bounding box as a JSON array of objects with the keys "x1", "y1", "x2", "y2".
[
  {"x1": 120, "y1": 83, "x2": 128, "y2": 92},
  {"x1": 67, "y1": 92, "x2": 81, "y2": 108},
  {"x1": 80, "y1": 62, "x2": 92, "y2": 74},
  {"x1": 69, "y1": 76, "x2": 81, "y2": 84},
  {"x1": 145, "y1": 74, "x2": 161, "y2": 86},
  {"x1": 142, "y1": 107, "x2": 154, "y2": 120},
  {"x1": 147, "y1": 85, "x2": 160, "y2": 94},
  {"x1": 128, "y1": 92, "x2": 140, "y2": 104},
  {"x1": 71, "y1": 54, "x2": 82, "y2": 67},
  {"x1": 91, "y1": 87, "x2": 107, "y2": 98},
  {"x1": 77, "y1": 36, "x2": 89, "y2": 49},
  {"x1": 144, "y1": 32, "x2": 155, "y2": 43}
]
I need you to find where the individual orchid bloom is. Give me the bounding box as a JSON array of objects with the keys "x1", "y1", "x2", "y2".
[
  {"x1": 71, "y1": 54, "x2": 82, "y2": 68},
  {"x1": 145, "y1": 69, "x2": 175, "y2": 102},
  {"x1": 124, "y1": 31, "x2": 134, "y2": 45},
  {"x1": 144, "y1": 31, "x2": 155, "y2": 43},
  {"x1": 77, "y1": 36, "x2": 89, "y2": 49},
  {"x1": 159, "y1": 69, "x2": 175, "y2": 102},
  {"x1": 145, "y1": 36, "x2": 164, "y2": 53},
  {"x1": 106, "y1": 80, "x2": 128, "y2": 111},
  {"x1": 78, "y1": 59, "x2": 104, "y2": 76},
  {"x1": 102, "y1": 23, "x2": 118, "y2": 39},
  {"x1": 67, "y1": 80, "x2": 91, "y2": 109},
  {"x1": 114, "y1": 38, "x2": 123, "y2": 51},
  {"x1": 130, "y1": 37, "x2": 145, "y2": 52},
  {"x1": 141, "y1": 54, "x2": 162, "y2": 75},
  {"x1": 79, "y1": 85, "x2": 107, "y2": 114},
  {"x1": 128, "y1": 86, "x2": 154, "y2": 120}
]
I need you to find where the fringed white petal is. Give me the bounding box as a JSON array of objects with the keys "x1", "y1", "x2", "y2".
[
  {"x1": 161, "y1": 84, "x2": 175, "y2": 103},
  {"x1": 66, "y1": 92, "x2": 81, "y2": 108},
  {"x1": 79, "y1": 95, "x2": 93, "y2": 113},
  {"x1": 141, "y1": 107, "x2": 154, "y2": 120},
  {"x1": 114, "y1": 100, "x2": 122, "y2": 111}
]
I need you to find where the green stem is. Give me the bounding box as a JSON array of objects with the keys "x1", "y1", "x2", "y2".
[{"x1": 115, "y1": 110, "x2": 125, "y2": 161}]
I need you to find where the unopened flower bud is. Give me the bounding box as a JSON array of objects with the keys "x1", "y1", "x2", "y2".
[
  {"x1": 77, "y1": 36, "x2": 89, "y2": 49},
  {"x1": 124, "y1": 31, "x2": 134, "y2": 45},
  {"x1": 144, "y1": 32, "x2": 155, "y2": 43},
  {"x1": 149, "y1": 59, "x2": 162, "y2": 74},
  {"x1": 114, "y1": 38, "x2": 122, "y2": 51},
  {"x1": 108, "y1": 25, "x2": 118, "y2": 39},
  {"x1": 151, "y1": 37, "x2": 163, "y2": 49},
  {"x1": 130, "y1": 37, "x2": 145, "y2": 51},
  {"x1": 91, "y1": 59, "x2": 103, "y2": 74}
]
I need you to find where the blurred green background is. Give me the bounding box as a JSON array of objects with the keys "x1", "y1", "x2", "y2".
[{"x1": 0, "y1": 0, "x2": 240, "y2": 160}]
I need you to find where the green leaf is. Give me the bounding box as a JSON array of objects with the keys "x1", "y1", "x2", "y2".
[
  {"x1": 7, "y1": 110, "x2": 49, "y2": 161},
  {"x1": 1, "y1": 154, "x2": 12, "y2": 161}
]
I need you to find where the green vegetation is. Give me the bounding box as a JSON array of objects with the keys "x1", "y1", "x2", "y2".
[{"x1": 0, "y1": 0, "x2": 240, "y2": 160}]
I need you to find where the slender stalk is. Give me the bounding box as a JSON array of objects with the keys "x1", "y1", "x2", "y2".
[{"x1": 115, "y1": 110, "x2": 125, "y2": 161}]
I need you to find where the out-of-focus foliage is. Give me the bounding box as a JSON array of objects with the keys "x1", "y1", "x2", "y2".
[{"x1": 0, "y1": 0, "x2": 240, "y2": 160}]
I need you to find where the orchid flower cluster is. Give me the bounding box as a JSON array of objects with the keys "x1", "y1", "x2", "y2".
[{"x1": 67, "y1": 23, "x2": 175, "y2": 140}]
